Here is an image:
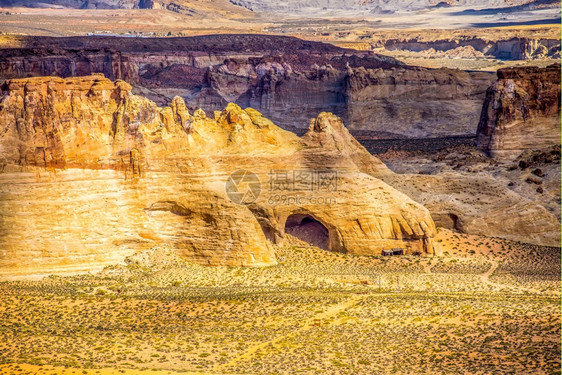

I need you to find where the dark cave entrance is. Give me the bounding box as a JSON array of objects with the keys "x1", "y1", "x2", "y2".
[{"x1": 284, "y1": 214, "x2": 330, "y2": 251}]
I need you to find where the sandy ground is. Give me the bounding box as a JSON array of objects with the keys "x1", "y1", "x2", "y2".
[{"x1": 0, "y1": 228, "x2": 559, "y2": 374}]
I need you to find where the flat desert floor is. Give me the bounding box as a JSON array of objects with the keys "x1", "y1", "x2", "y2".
[{"x1": 0, "y1": 228, "x2": 559, "y2": 374}]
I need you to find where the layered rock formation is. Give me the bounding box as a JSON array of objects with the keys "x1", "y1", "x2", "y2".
[
  {"x1": 369, "y1": 32, "x2": 561, "y2": 60},
  {"x1": 0, "y1": 75, "x2": 438, "y2": 279},
  {"x1": 382, "y1": 37, "x2": 560, "y2": 60},
  {"x1": 476, "y1": 65, "x2": 561, "y2": 159},
  {"x1": 0, "y1": 35, "x2": 495, "y2": 138},
  {"x1": 380, "y1": 171, "x2": 561, "y2": 248},
  {"x1": 344, "y1": 66, "x2": 493, "y2": 137}
]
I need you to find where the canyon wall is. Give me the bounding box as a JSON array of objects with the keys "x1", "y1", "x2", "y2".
[
  {"x1": 344, "y1": 66, "x2": 494, "y2": 138},
  {"x1": 0, "y1": 35, "x2": 495, "y2": 138},
  {"x1": 476, "y1": 65, "x2": 561, "y2": 159},
  {"x1": 377, "y1": 37, "x2": 561, "y2": 60}
]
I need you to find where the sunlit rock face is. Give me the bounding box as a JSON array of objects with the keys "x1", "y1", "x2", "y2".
[
  {"x1": 0, "y1": 75, "x2": 437, "y2": 279},
  {"x1": 476, "y1": 65, "x2": 561, "y2": 159}
]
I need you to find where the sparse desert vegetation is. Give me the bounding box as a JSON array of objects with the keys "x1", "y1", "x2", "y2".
[
  {"x1": 0, "y1": 2, "x2": 559, "y2": 373},
  {"x1": 0, "y1": 229, "x2": 559, "y2": 374}
]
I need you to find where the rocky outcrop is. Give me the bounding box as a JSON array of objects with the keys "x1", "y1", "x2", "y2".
[
  {"x1": 376, "y1": 37, "x2": 561, "y2": 60},
  {"x1": 476, "y1": 65, "x2": 561, "y2": 159},
  {"x1": 0, "y1": 35, "x2": 495, "y2": 138},
  {"x1": 379, "y1": 171, "x2": 561, "y2": 248},
  {"x1": 0, "y1": 75, "x2": 438, "y2": 279}
]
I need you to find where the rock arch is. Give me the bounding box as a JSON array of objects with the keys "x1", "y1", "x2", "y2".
[{"x1": 282, "y1": 212, "x2": 346, "y2": 253}]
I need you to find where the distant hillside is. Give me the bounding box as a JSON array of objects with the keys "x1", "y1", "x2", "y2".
[
  {"x1": 1, "y1": 0, "x2": 558, "y2": 13},
  {"x1": 0, "y1": 0, "x2": 246, "y2": 15},
  {"x1": 0, "y1": 0, "x2": 143, "y2": 8},
  {"x1": 227, "y1": 0, "x2": 557, "y2": 14}
]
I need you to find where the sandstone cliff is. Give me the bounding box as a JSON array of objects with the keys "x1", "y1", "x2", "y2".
[
  {"x1": 371, "y1": 35, "x2": 560, "y2": 60},
  {"x1": 0, "y1": 75, "x2": 437, "y2": 279},
  {"x1": 344, "y1": 66, "x2": 493, "y2": 138},
  {"x1": 0, "y1": 35, "x2": 495, "y2": 139},
  {"x1": 476, "y1": 65, "x2": 561, "y2": 159}
]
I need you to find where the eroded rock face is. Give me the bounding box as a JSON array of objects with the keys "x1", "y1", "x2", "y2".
[
  {"x1": 252, "y1": 112, "x2": 436, "y2": 257},
  {"x1": 344, "y1": 66, "x2": 493, "y2": 138},
  {"x1": 376, "y1": 37, "x2": 561, "y2": 60},
  {"x1": 0, "y1": 35, "x2": 494, "y2": 138},
  {"x1": 476, "y1": 65, "x2": 561, "y2": 159},
  {"x1": 379, "y1": 172, "x2": 561, "y2": 248},
  {"x1": 0, "y1": 75, "x2": 437, "y2": 279}
]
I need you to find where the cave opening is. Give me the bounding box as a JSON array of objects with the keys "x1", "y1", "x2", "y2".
[{"x1": 284, "y1": 214, "x2": 330, "y2": 251}]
